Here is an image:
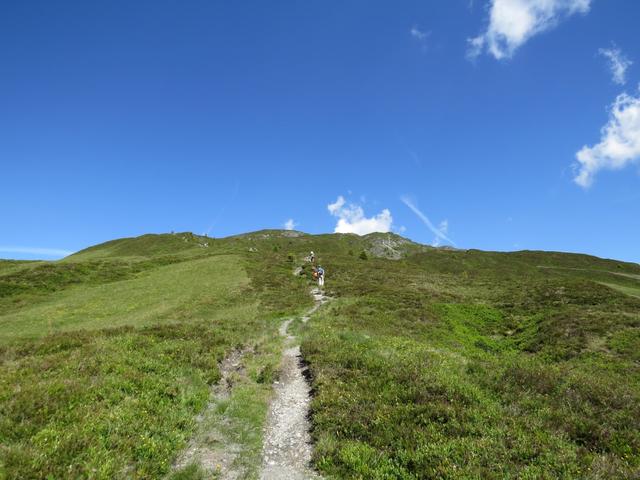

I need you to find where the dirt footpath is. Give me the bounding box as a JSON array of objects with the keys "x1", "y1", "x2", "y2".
[{"x1": 260, "y1": 289, "x2": 327, "y2": 480}]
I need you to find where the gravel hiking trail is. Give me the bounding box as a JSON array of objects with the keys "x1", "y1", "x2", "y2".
[{"x1": 260, "y1": 288, "x2": 328, "y2": 480}]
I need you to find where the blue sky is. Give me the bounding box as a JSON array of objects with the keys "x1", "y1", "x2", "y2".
[{"x1": 1, "y1": 0, "x2": 639, "y2": 262}]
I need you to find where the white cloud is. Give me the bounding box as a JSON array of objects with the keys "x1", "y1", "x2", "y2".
[
  {"x1": 0, "y1": 246, "x2": 74, "y2": 258},
  {"x1": 410, "y1": 26, "x2": 429, "y2": 41},
  {"x1": 327, "y1": 196, "x2": 346, "y2": 216},
  {"x1": 599, "y1": 45, "x2": 632, "y2": 85},
  {"x1": 400, "y1": 196, "x2": 456, "y2": 246},
  {"x1": 468, "y1": 0, "x2": 591, "y2": 60},
  {"x1": 327, "y1": 195, "x2": 393, "y2": 235},
  {"x1": 410, "y1": 26, "x2": 431, "y2": 52},
  {"x1": 574, "y1": 88, "x2": 640, "y2": 188},
  {"x1": 284, "y1": 219, "x2": 297, "y2": 230}
]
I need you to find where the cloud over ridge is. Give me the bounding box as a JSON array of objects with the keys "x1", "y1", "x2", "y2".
[
  {"x1": 327, "y1": 196, "x2": 393, "y2": 235},
  {"x1": 0, "y1": 246, "x2": 74, "y2": 258}
]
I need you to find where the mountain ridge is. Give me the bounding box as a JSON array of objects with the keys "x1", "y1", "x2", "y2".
[
  {"x1": 52, "y1": 229, "x2": 640, "y2": 269},
  {"x1": 1, "y1": 229, "x2": 639, "y2": 478}
]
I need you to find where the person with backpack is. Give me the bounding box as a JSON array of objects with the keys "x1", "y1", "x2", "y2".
[
  {"x1": 310, "y1": 251, "x2": 315, "y2": 263},
  {"x1": 317, "y1": 266, "x2": 325, "y2": 287}
]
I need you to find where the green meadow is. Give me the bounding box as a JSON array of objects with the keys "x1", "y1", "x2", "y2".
[
  {"x1": 0, "y1": 233, "x2": 309, "y2": 479},
  {"x1": 1, "y1": 231, "x2": 639, "y2": 478}
]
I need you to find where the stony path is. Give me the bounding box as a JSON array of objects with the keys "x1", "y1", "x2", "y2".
[{"x1": 260, "y1": 289, "x2": 327, "y2": 480}]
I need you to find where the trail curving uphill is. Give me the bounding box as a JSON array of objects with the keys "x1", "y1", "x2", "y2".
[{"x1": 260, "y1": 289, "x2": 328, "y2": 480}]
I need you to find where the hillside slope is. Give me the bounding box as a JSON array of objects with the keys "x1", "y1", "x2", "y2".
[
  {"x1": 1, "y1": 231, "x2": 639, "y2": 479},
  {"x1": 300, "y1": 244, "x2": 640, "y2": 479}
]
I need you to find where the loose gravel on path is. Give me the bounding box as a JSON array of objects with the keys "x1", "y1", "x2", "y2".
[{"x1": 260, "y1": 289, "x2": 327, "y2": 480}]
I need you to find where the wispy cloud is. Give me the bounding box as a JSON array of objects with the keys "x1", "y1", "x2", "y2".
[
  {"x1": 431, "y1": 220, "x2": 450, "y2": 247},
  {"x1": 394, "y1": 133, "x2": 423, "y2": 167},
  {"x1": 468, "y1": 0, "x2": 591, "y2": 60},
  {"x1": 0, "y1": 246, "x2": 74, "y2": 258},
  {"x1": 400, "y1": 196, "x2": 456, "y2": 246},
  {"x1": 410, "y1": 26, "x2": 429, "y2": 41},
  {"x1": 574, "y1": 87, "x2": 640, "y2": 188},
  {"x1": 410, "y1": 26, "x2": 431, "y2": 52},
  {"x1": 204, "y1": 181, "x2": 240, "y2": 236},
  {"x1": 328, "y1": 196, "x2": 393, "y2": 235},
  {"x1": 283, "y1": 218, "x2": 297, "y2": 230},
  {"x1": 599, "y1": 45, "x2": 632, "y2": 85}
]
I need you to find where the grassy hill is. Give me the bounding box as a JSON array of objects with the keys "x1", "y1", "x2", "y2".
[{"x1": 1, "y1": 231, "x2": 639, "y2": 479}]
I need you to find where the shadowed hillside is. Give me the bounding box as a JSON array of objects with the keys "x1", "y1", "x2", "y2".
[{"x1": 1, "y1": 231, "x2": 639, "y2": 479}]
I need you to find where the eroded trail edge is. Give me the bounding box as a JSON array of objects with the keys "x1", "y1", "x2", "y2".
[
  {"x1": 172, "y1": 347, "x2": 250, "y2": 479},
  {"x1": 260, "y1": 289, "x2": 328, "y2": 480}
]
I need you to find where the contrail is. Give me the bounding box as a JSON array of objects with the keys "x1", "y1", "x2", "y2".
[
  {"x1": 400, "y1": 196, "x2": 456, "y2": 247},
  {"x1": 204, "y1": 181, "x2": 240, "y2": 236}
]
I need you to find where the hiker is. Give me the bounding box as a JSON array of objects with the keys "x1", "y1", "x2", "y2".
[
  {"x1": 310, "y1": 251, "x2": 315, "y2": 263},
  {"x1": 311, "y1": 266, "x2": 318, "y2": 281},
  {"x1": 317, "y1": 266, "x2": 325, "y2": 287}
]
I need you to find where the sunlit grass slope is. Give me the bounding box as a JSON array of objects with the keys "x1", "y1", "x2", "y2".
[
  {"x1": 1, "y1": 230, "x2": 639, "y2": 479},
  {"x1": 0, "y1": 232, "x2": 311, "y2": 479},
  {"x1": 0, "y1": 255, "x2": 250, "y2": 339}
]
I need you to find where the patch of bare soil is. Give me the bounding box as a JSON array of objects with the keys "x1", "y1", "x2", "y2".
[{"x1": 172, "y1": 347, "x2": 249, "y2": 479}]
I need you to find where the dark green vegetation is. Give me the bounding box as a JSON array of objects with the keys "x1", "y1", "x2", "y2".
[
  {"x1": 299, "y1": 241, "x2": 640, "y2": 479},
  {"x1": 1, "y1": 230, "x2": 639, "y2": 479}
]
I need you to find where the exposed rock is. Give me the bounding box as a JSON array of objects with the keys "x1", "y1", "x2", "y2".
[
  {"x1": 366, "y1": 234, "x2": 412, "y2": 260},
  {"x1": 280, "y1": 230, "x2": 305, "y2": 238}
]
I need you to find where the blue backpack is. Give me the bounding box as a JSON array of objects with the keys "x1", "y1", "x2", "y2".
[{"x1": 317, "y1": 267, "x2": 324, "y2": 275}]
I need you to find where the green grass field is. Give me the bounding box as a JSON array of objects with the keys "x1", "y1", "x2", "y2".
[
  {"x1": 0, "y1": 233, "x2": 310, "y2": 479},
  {"x1": 1, "y1": 231, "x2": 639, "y2": 479},
  {"x1": 0, "y1": 255, "x2": 251, "y2": 339}
]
